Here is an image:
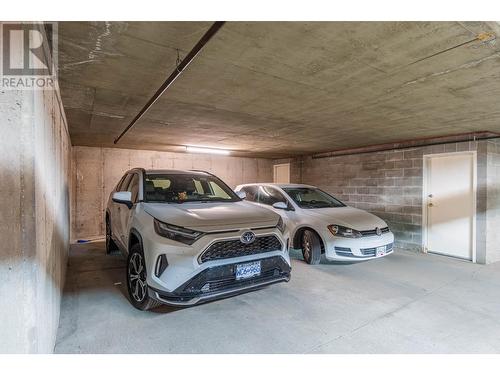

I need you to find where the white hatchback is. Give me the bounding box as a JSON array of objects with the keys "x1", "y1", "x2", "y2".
[{"x1": 235, "y1": 183, "x2": 395, "y2": 264}]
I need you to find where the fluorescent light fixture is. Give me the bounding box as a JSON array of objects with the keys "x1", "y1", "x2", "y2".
[{"x1": 186, "y1": 146, "x2": 230, "y2": 155}]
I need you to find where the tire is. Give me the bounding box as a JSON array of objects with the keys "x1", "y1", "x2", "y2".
[
  {"x1": 126, "y1": 243, "x2": 162, "y2": 311},
  {"x1": 105, "y1": 215, "x2": 119, "y2": 254},
  {"x1": 302, "y1": 229, "x2": 322, "y2": 265}
]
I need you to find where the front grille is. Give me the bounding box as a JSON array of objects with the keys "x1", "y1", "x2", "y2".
[
  {"x1": 359, "y1": 227, "x2": 390, "y2": 237},
  {"x1": 199, "y1": 269, "x2": 282, "y2": 294},
  {"x1": 199, "y1": 235, "x2": 282, "y2": 263},
  {"x1": 335, "y1": 247, "x2": 355, "y2": 257},
  {"x1": 361, "y1": 247, "x2": 376, "y2": 257},
  {"x1": 177, "y1": 256, "x2": 290, "y2": 296},
  {"x1": 361, "y1": 242, "x2": 394, "y2": 256}
]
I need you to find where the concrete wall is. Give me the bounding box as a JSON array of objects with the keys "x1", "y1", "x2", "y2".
[
  {"x1": 72, "y1": 146, "x2": 273, "y2": 239},
  {"x1": 0, "y1": 85, "x2": 71, "y2": 352},
  {"x1": 280, "y1": 140, "x2": 500, "y2": 264},
  {"x1": 486, "y1": 139, "x2": 500, "y2": 264}
]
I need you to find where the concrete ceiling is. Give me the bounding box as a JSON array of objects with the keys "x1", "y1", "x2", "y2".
[{"x1": 58, "y1": 21, "x2": 500, "y2": 158}]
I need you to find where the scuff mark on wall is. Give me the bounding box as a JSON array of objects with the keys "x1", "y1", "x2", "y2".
[
  {"x1": 61, "y1": 22, "x2": 125, "y2": 71},
  {"x1": 388, "y1": 52, "x2": 500, "y2": 93},
  {"x1": 88, "y1": 21, "x2": 112, "y2": 60},
  {"x1": 62, "y1": 60, "x2": 95, "y2": 68},
  {"x1": 92, "y1": 111, "x2": 125, "y2": 119}
]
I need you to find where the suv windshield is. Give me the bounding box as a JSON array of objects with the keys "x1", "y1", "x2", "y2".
[
  {"x1": 282, "y1": 187, "x2": 345, "y2": 209},
  {"x1": 144, "y1": 173, "x2": 239, "y2": 203}
]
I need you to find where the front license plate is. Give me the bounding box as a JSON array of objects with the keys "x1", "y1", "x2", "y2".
[
  {"x1": 235, "y1": 261, "x2": 261, "y2": 280},
  {"x1": 376, "y1": 246, "x2": 386, "y2": 257}
]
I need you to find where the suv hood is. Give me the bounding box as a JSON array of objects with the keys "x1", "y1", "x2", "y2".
[
  {"x1": 303, "y1": 206, "x2": 387, "y2": 230},
  {"x1": 143, "y1": 201, "x2": 279, "y2": 232}
]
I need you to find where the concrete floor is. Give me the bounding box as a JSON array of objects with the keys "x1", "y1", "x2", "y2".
[{"x1": 55, "y1": 241, "x2": 500, "y2": 353}]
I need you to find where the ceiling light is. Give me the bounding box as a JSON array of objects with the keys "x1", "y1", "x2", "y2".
[{"x1": 185, "y1": 146, "x2": 230, "y2": 155}]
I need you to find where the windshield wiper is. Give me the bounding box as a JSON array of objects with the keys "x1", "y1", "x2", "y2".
[
  {"x1": 300, "y1": 202, "x2": 332, "y2": 208},
  {"x1": 184, "y1": 198, "x2": 233, "y2": 203}
]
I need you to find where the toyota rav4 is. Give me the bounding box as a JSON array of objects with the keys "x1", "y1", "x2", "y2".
[{"x1": 106, "y1": 169, "x2": 291, "y2": 310}]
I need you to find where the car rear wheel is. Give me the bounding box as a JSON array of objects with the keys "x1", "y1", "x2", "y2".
[
  {"x1": 126, "y1": 243, "x2": 162, "y2": 311},
  {"x1": 302, "y1": 229, "x2": 321, "y2": 265},
  {"x1": 105, "y1": 216, "x2": 119, "y2": 254}
]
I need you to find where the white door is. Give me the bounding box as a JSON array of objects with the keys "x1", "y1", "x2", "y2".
[
  {"x1": 424, "y1": 152, "x2": 475, "y2": 260},
  {"x1": 274, "y1": 163, "x2": 290, "y2": 183}
]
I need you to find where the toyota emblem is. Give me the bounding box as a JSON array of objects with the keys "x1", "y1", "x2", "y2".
[
  {"x1": 240, "y1": 231, "x2": 256, "y2": 244},
  {"x1": 375, "y1": 227, "x2": 382, "y2": 236}
]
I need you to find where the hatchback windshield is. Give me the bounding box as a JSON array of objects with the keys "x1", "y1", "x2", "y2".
[
  {"x1": 144, "y1": 174, "x2": 239, "y2": 203},
  {"x1": 282, "y1": 187, "x2": 345, "y2": 209}
]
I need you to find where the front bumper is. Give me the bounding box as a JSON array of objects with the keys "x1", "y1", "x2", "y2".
[
  {"x1": 138, "y1": 221, "x2": 291, "y2": 305},
  {"x1": 149, "y1": 255, "x2": 291, "y2": 306},
  {"x1": 324, "y1": 232, "x2": 395, "y2": 261}
]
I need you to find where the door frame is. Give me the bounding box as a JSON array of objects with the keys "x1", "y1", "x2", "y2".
[
  {"x1": 273, "y1": 163, "x2": 290, "y2": 183},
  {"x1": 422, "y1": 151, "x2": 477, "y2": 262}
]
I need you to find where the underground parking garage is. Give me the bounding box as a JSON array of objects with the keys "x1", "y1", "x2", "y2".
[{"x1": 2, "y1": 20, "x2": 500, "y2": 355}]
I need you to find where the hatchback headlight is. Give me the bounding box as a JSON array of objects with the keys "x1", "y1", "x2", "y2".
[
  {"x1": 328, "y1": 224, "x2": 362, "y2": 238},
  {"x1": 276, "y1": 216, "x2": 286, "y2": 234},
  {"x1": 154, "y1": 219, "x2": 204, "y2": 245}
]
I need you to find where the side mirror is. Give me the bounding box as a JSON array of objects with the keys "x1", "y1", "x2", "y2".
[
  {"x1": 236, "y1": 190, "x2": 247, "y2": 200},
  {"x1": 272, "y1": 202, "x2": 288, "y2": 210},
  {"x1": 112, "y1": 191, "x2": 133, "y2": 209}
]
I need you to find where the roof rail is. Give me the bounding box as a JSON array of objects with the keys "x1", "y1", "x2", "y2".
[{"x1": 189, "y1": 169, "x2": 216, "y2": 177}]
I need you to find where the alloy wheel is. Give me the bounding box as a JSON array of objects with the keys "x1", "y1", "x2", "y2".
[
  {"x1": 106, "y1": 219, "x2": 111, "y2": 247},
  {"x1": 128, "y1": 252, "x2": 147, "y2": 303},
  {"x1": 303, "y1": 233, "x2": 311, "y2": 261}
]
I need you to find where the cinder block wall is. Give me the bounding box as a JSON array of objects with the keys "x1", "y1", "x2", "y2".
[
  {"x1": 0, "y1": 86, "x2": 71, "y2": 353},
  {"x1": 281, "y1": 141, "x2": 492, "y2": 261},
  {"x1": 72, "y1": 146, "x2": 273, "y2": 239}
]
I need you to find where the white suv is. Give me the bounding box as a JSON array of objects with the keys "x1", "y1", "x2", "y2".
[
  {"x1": 106, "y1": 169, "x2": 290, "y2": 310},
  {"x1": 235, "y1": 183, "x2": 394, "y2": 265}
]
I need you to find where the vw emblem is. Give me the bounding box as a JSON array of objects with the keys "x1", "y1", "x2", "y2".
[
  {"x1": 375, "y1": 227, "x2": 382, "y2": 236},
  {"x1": 240, "y1": 231, "x2": 256, "y2": 244}
]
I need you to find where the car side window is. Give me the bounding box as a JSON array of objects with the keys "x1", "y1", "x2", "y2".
[
  {"x1": 208, "y1": 181, "x2": 232, "y2": 199},
  {"x1": 127, "y1": 174, "x2": 140, "y2": 203},
  {"x1": 118, "y1": 173, "x2": 132, "y2": 192},
  {"x1": 257, "y1": 186, "x2": 287, "y2": 206},
  {"x1": 115, "y1": 175, "x2": 126, "y2": 191},
  {"x1": 241, "y1": 186, "x2": 258, "y2": 202}
]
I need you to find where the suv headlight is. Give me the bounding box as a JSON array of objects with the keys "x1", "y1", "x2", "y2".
[
  {"x1": 154, "y1": 219, "x2": 204, "y2": 245},
  {"x1": 327, "y1": 224, "x2": 362, "y2": 238},
  {"x1": 276, "y1": 216, "x2": 286, "y2": 234}
]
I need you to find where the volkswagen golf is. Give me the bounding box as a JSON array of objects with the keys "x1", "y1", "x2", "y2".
[{"x1": 236, "y1": 183, "x2": 394, "y2": 265}]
